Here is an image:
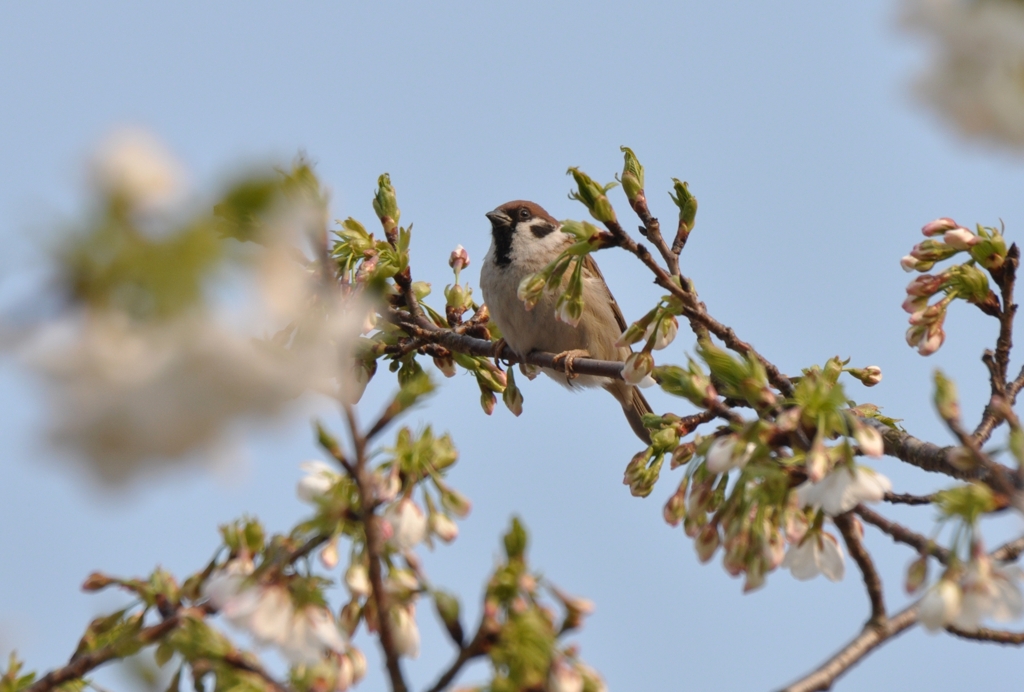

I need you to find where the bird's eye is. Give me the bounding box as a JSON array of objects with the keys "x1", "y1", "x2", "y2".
[{"x1": 518, "y1": 208, "x2": 531, "y2": 221}]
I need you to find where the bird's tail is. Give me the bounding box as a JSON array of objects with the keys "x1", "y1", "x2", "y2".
[{"x1": 606, "y1": 381, "x2": 654, "y2": 444}]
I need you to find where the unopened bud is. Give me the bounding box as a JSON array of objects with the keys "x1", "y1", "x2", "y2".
[
  {"x1": 444, "y1": 283, "x2": 467, "y2": 309},
  {"x1": 970, "y1": 234, "x2": 1008, "y2": 271},
  {"x1": 911, "y1": 239, "x2": 958, "y2": 263},
  {"x1": 901, "y1": 255, "x2": 933, "y2": 273},
  {"x1": 448, "y1": 245, "x2": 470, "y2": 272},
  {"x1": 82, "y1": 572, "x2": 115, "y2": 592},
  {"x1": 430, "y1": 513, "x2": 459, "y2": 543},
  {"x1": 411, "y1": 281, "x2": 431, "y2": 300},
  {"x1": 618, "y1": 146, "x2": 645, "y2": 203},
  {"x1": 905, "y1": 555, "x2": 929, "y2": 594},
  {"x1": 320, "y1": 538, "x2": 340, "y2": 570},
  {"x1": 695, "y1": 524, "x2": 720, "y2": 563},
  {"x1": 921, "y1": 217, "x2": 958, "y2": 236},
  {"x1": 516, "y1": 273, "x2": 546, "y2": 310},
  {"x1": 669, "y1": 178, "x2": 697, "y2": 234},
  {"x1": 372, "y1": 173, "x2": 400, "y2": 235},
  {"x1": 848, "y1": 365, "x2": 883, "y2": 387},
  {"x1": 671, "y1": 441, "x2": 696, "y2": 469},
  {"x1": 567, "y1": 167, "x2": 617, "y2": 224},
  {"x1": 663, "y1": 483, "x2": 687, "y2": 526},
  {"x1": 441, "y1": 488, "x2": 472, "y2": 518},
  {"x1": 943, "y1": 228, "x2": 978, "y2": 250},
  {"x1": 433, "y1": 356, "x2": 456, "y2": 378},
  {"x1": 933, "y1": 370, "x2": 960, "y2": 422},
  {"x1": 433, "y1": 590, "x2": 464, "y2": 645},
  {"x1": 622, "y1": 352, "x2": 655, "y2": 386}
]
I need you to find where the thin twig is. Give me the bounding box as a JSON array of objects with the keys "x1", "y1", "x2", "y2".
[
  {"x1": 835, "y1": 513, "x2": 886, "y2": 625},
  {"x1": 778, "y1": 605, "x2": 918, "y2": 692},
  {"x1": 883, "y1": 492, "x2": 936, "y2": 506},
  {"x1": 422, "y1": 614, "x2": 496, "y2": 692},
  {"x1": 854, "y1": 505, "x2": 950, "y2": 564},
  {"x1": 991, "y1": 535, "x2": 1024, "y2": 562},
  {"x1": 25, "y1": 612, "x2": 187, "y2": 692},
  {"x1": 946, "y1": 625, "x2": 1024, "y2": 645},
  {"x1": 344, "y1": 404, "x2": 409, "y2": 692},
  {"x1": 218, "y1": 652, "x2": 292, "y2": 692}
]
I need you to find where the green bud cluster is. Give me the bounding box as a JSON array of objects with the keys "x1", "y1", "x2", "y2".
[{"x1": 567, "y1": 167, "x2": 618, "y2": 224}]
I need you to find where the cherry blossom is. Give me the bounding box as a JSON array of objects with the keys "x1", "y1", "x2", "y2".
[
  {"x1": 382, "y1": 498, "x2": 428, "y2": 552},
  {"x1": 782, "y1": 531, "x2": 846, "y2": 582},
  {"x1": 795, "y1": 465, "x2": 892, "y2": 516}
]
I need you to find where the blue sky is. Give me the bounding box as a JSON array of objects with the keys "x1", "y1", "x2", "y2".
[{"x1": 2, "y1": 2, "x2": 1024, "y2": 690}]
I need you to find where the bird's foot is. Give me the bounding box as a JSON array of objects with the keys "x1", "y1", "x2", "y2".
[
  {"x1": 552, "y1": 349, "x2": 591, "y2": 381},
  {"x1": 492, "y1": 338, "x2": 509, "y2": 366}
]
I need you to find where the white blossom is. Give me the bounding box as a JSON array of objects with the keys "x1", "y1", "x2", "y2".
[
  {"x1": 782, "y1": 532, "x2": 846, "y2": 582},
  {"x1": 705, "y1": 436, "x2": 756, "y2": 474},
  {"x1": 90, "y1": 127, "x2": 185, "y2": 209},
  {"x1": 429, "y1": 512, "x2": 459, "y2": 543},
  {"x1": 279, "y1": 606, "x2": 348, "y2": 665},
  {"x1": 903, "y1": 0, "x2": 1024, "y2": 149},
  {"x1": 853, "y1": 425, "x2": 884, "y2": 458},
  {"x1": 345, "y1": 564, "x2": 371, "y2": 597},
  {"x1": 383, "y1": 499, "x2": 428, "y2": 552},
  {"x1": 247, "y1": 586, "x2": 294, "y2": 646},
  {"x1": 919, "y1": 579, "x2": 963, "y2": 631},
  {"x1": 795, "y1": 465, "x2": 892, "y2": 516},
  {"x1": 644, "y1": 316, "x2": 679, "y2": 351},
  {"x1": 951, "y1": 559, "x2": 1024, "y2": 630},
  {"x1": 297, "y1": 461, "x2": 340, "y2": 502},
  {"x1": 389, "y1": 605, "x2": 420, "y2": 658},
  {"x1": 547, "y1": 657, "x2": 584, "y2": 692}
]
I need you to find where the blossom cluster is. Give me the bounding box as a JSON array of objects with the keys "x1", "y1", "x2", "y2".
[
  {"x1": 916, "y1": 547, "x2": 1024, "y2": 632},
  {"x1": 901, "y1": 217, "x2": 1006, "y2": 355}
]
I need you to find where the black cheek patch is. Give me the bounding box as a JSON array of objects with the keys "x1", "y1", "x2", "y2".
[{"x1": 530, "y1": 222, "x2": 556, "y2": 238}]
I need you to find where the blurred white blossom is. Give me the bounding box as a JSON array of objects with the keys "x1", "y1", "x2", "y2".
[
  {"x1": 90, "y1": 127, "x2": 186, "y2": 209},
  {"x1": 919, "y1": 578, "x2": 963, "y2": 631},
  {"x1": 903, "y1": 0, "x2": 1024, "y2": 149},
  {"x1": 951, "y1": 558, "x2": 1024, "y2": 630},
  {"x1": 203, "y1": 568, "x2": 347, "y2": 664},
  {"x1": 782, "y1": 531, "x2": 846, "y2": 582},
  {"x1": 15, "y1": 133, "x2": 378, "y2": 485},
  {"x1": 297, "y1": 461, "x2": 341, "y2": 502},
  {"x1": 795, "y1": 466, "x2": 892, "y2": 516},
  {"x1": 389, "y1": 604, "x2": 420, "y2": 659},
  {"x1": 383, "y1": 498, "x2": 428, "y2": 552}
]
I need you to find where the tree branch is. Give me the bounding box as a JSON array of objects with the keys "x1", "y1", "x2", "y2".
[
  {"x1": 344, "y1": 404, "x2": 409, "y2": 692},
  {"x1": 835, "y1": 513, "x2": 886, "y2": 625},
  {"x1": 778, "y1": 605, "x2": 918, "y2": 692},
  {"x1": 854, "y1": 505, "x2": 950, "y2": 564},
  {"x1": 25, "y1": 612, "x2": 187, "y2": 692},
  {"x1": 883, "y1": 492, "x2": 935, "y2": 506},
  {"x1": 946, "y1": 625, "x2": 1024, "y2": 645},
  {"x1": 862, "y1": 419, "x2": 1013, "y2": 485}
]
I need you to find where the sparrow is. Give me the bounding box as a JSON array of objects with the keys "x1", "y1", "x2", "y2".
[{"x1": 480, "y1": 200, "x2": 653, "y2": 443}]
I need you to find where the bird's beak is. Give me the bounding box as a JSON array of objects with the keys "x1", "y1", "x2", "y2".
[{"x1": 486, "y1": 209, "x2": 512, "y2": 228}]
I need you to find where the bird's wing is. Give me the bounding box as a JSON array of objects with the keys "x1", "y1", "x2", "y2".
[{"x1": 582, "y1": 254, "x2": 629, "y2": 333}]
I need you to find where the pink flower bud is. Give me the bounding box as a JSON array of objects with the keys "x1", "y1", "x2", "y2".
[
  {"x1": 901, "y1": 255, "x2": 927, "y2": 272},
  {"x1": 921, "y1": 217, "x2": 958, "y2": 236},
  {"x1": 906, "y1": 274, "x2": 947, "y2": 296},
  {"x1": 943, "y1": 228, "x2": 978, "y2": 250},
  {"x1": 917, "y1": 327, "x2": 945, "y2": 356},
  {"x1": 902, "y1": 294, "x2": 928, "y2": 314},
  {"x1": 695, "y1": 524, "x2": 720, "y2": 563},
  {"x1": 861, "y1": 366, "x2": 882, "y2": 386},
  {"x1": 448, "y1": 244, "x2": 470, "y2": 271}
]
